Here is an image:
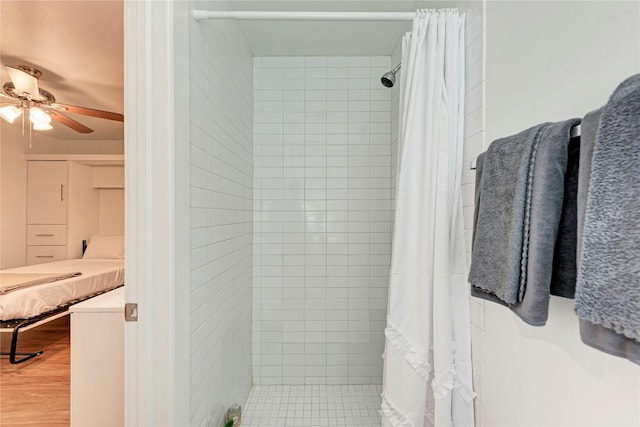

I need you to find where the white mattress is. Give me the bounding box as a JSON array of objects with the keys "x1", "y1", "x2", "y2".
[{"x1": 0, "y1": 259, "x2": 124, "y2": 321}]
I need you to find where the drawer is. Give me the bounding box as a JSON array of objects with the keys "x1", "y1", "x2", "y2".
[
  {"x1": 27, "y1": 225, "x2": 67, "y2": 245},
  {"x1": 27, "y1": 245, "x2": 68, "y2": 265}
]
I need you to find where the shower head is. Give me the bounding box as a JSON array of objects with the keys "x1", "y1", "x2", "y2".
[
  {"x1": 381, "y1": 72, "x2": 395, "y2": 88},
  {"x1": 381, "y1": 63, "x2": 401, "y2": 88}
]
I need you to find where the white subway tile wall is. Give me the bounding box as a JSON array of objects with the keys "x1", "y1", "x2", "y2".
[
  {"x1": 253, "y1": 56, "x2": 393, "y2": 386},
  {"x1": 390, "y1": 33, "x2": 402, "y2": 247},
  {"x1": 458, "y1": 1, "x2": 486, "y2": 426},
  {"x1": 189, "y1": 7, "x2": 254, "y2": 425}
]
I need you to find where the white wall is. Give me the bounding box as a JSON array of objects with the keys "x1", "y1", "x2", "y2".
[
  {"x1": 478, "y1": 2, "x2": 640, "y2": 426},
  {"x1": 252, "y1": 56, "x2": 393, "y2": 385},
  {"x1": 188, "y1": 1, "x2": 254, "y2": 425},
  {"x1": 0, "y1": 125, "x2": 27, "y2": 268}
]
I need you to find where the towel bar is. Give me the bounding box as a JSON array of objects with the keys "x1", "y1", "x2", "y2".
[{"x1": 571, "y1": 124, "x2": 581, "y2": 138}]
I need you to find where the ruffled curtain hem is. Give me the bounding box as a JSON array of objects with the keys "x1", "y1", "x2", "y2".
[
  {"x1": 431, "y1": 364, "x2": 476, "y2": 403},
  {"x1": 384, "y1": 323, "x2": 431, "y2": 380},
  {"x1": 380, "y1": 393, "x2": 415, "y2": 427}
]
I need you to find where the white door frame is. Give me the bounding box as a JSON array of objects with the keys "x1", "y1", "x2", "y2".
[{"x1": 124, "y1": 1, "x2": 190, "y2": 425}]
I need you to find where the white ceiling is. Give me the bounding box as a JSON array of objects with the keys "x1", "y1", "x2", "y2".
[
  {"x1": 0, "y1": 1, "x2": 123, "y2": 141},
  {"x1": 227, "y1": 0, "x2": 431, "y2": 56}
]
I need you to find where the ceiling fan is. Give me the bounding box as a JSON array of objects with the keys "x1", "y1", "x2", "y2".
[{"x1": 0, "y1": 65, "x2": 124, "y2": 134}]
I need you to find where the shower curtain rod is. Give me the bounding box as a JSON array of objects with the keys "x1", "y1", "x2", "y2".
[{"x1": 193, "y1": 10, "x2": 416, "y2": 22}]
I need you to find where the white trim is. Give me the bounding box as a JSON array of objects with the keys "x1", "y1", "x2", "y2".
[
  {"x1": 124, "y1": 1, "x2": 189, "y2": 425},
  {"x1": 192, "y1": 10, "x2": 416, "y2": 21},
  {"x1": 24, "y1": 154, "x2": 124, "y2": 166},
  {"x1": 172, "y1": 1, "x2": 191, "y2": 424}
]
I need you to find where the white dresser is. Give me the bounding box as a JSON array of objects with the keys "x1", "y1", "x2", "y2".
[{"x1": 70, "y1": 287, "x2": 124, "y2": 427}]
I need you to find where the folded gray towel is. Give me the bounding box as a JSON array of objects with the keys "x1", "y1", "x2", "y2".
[
  {"x1": 470, "y1": 119, "x2": 580, "y2": 325},
  {"x1": 576, "y1": 107, "x2": 640, "y2": 364},
  {"x1": 576, "y1": 74, "x2": 640, "y2": 355},
  {"x1": 526, "y1": 119, "x2": 581, "y2": 302},
  {"x1": 469, "y1": 123, "x2": 549, "y2": 304}
]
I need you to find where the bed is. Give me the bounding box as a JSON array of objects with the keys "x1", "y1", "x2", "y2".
[{"x1": 0, "y1": 235, "x2": 124, "y2": 364}]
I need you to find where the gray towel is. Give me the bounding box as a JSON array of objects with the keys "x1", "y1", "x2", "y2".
[
  {"x1": 576, "y1": 107, "x2": 640, "y2": 364},
  {"x1": 579, "y1": 320, "x2": 640, "y2": 365},
  {"x1": 469, "y1": 123, "x2": 549, "y2": 304},
  {"x1": 471, "y1": 152, "x2": 485, "y2": 246},
  {"x1": 471, "y1": 120, "x2": 580, "y2": 325},
  {"x1": 576, "y1": 74, "x2": 640, "y2": 358}
]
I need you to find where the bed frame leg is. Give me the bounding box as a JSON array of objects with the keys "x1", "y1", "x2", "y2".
[{"x1": 1, "y1": 319, "x2": 45, "y2": 364}]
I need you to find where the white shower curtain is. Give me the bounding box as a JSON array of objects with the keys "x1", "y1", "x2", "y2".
[{"x1": 381, "y1": 10, "x2": 475, "y2": 427}]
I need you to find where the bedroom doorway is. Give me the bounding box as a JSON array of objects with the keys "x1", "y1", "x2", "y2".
[
  {"x1": 122, "y1": 1, "x2": 190, "y2": 424},
  {"x1": 0, "y1": 1, "x2": 127, "y2": 426}
]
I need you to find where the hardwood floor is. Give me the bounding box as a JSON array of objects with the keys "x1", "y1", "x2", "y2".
[{"x1": 0, "y1": 316, "x2": 70, "y2": 427}]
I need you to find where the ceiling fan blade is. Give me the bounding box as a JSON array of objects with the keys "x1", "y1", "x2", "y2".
[
  {"x1": 55, "y1": 103, "x2": 124, "y2": 122},
  {"x1": 50, "y1": 111, "x2": 94, "y2": 134},
  {"x1": 6, "y1": 66, "x2": 40, "y2": 100}
]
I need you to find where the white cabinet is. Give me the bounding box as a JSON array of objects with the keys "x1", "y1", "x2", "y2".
[
  {"x1": 26, "y1": 161, "x2": 68, "y2": 264},
  {"x1": 25, "y1": 160, "x2": 101, "y2": 264},
  {"x1": 70, "y1": 288, "x2": 124, "y2": 427},
  {"x1": 27, "y1": 161, "x2": 67, "y2": 224}
]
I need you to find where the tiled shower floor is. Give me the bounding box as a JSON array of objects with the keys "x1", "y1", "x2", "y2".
[{"x1": 243, "y1": 384, "x2": 382, "y2": 426}]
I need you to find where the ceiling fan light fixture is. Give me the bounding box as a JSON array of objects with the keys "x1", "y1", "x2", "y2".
[
  {"x1": 32, "y1": 121, "x2": 53, "y2": 131},
  {"x1": 6, "y1": 65, "x2": 41, "y2": 100},
  {"x1": 2, "y1": 65, "x2": 123, "y2": 135},
  {"x1": 29, "y1": 107, "x2": 52, "y2": 125},
  {"x1": 0, "y1": 105, "x2": 22, "y2": 123}
]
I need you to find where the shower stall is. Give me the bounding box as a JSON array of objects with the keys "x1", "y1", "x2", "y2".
[{"x1": 176, "y1": 3, "x2": 479, "y2": 426}]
